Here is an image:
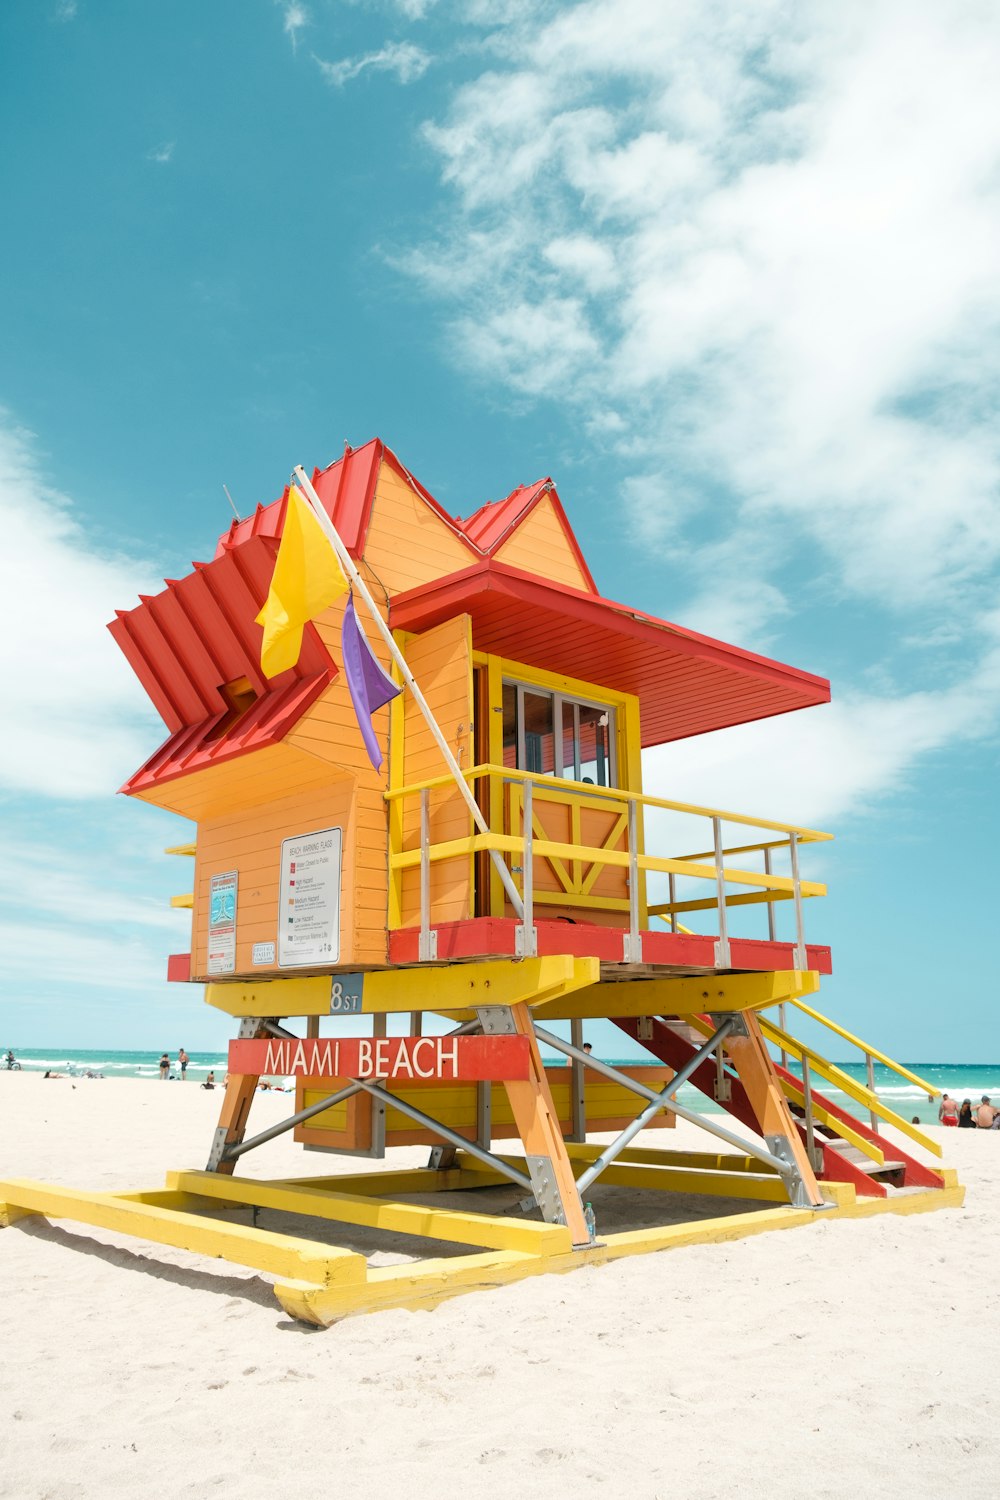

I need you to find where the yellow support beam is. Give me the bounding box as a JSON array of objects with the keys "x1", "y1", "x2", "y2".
[
  {"x1": 358, "y1": 955, "x2": 600, "y2": 1015},
  {"x1": 167, "y1": 1171, "x2": 572, "y2": 1255},
  {"x1": 273, "y1": 1179, "x2": 964, "y2": 1326},
  {"x1": 170, "y1": 893, "x2": 194, "y2": 909},
  {"x1": 0, "y1": 1179, "x2": 367, "y2": 1286},
  {"x1": 560, "y1": 1143, "x2": 777, "y2": 1174},
  {"x1": 533, "y1": 968, "x2": 820, "y2": 1020},
  {"x1": 757, "y1": 1017, "x2": 942, "y2": 1158},
  {"x1": 164, "y1": 843, "x2": 196, "y2": 856},
  {"x1": 205, "y1": 974, "x2": 338, "y2": 1018}
]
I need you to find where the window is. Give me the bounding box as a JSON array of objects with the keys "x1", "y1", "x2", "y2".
[{"x1": 501, "y1": 679, "x2": 616, "y2": 786}]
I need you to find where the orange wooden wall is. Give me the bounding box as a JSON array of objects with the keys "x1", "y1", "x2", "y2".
[
  {"x1": 494, "y1": 494, "x2": 592, "y2": 591},
  {"x1": 399, "y1": 614, "x2": 475, "y2": 925},
  {"x1": 139, "y1": 457, "x2": 485, "y2": 976}
]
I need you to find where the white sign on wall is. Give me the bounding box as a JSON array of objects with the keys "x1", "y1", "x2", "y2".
[
  {"x1": 278, "y1": 827, "x2": 342, "y2": 968},
  {"x1": 207, "y1": 870, "x2": 238, "y2": 975}
]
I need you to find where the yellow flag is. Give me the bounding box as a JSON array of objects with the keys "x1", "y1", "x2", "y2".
[{"x1": 255, "y1": 486, "x2": 349, "y2": 677}]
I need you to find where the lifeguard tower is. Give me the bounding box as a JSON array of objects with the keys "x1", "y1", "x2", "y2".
[{"x1": 0, "y1": 439, "x2": 962, "y2": 1324}]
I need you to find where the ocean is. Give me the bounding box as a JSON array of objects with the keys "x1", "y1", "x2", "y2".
[{"x1": 5, "y1": 1048, "x2": 999, "y2": 1126}]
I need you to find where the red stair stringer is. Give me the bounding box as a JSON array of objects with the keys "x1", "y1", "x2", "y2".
[
  {"x1": 774, "y1": 1062, "x2": 946, "y2": 1190},
  {"x1": 612, "y1": 1017, "x2": 887, "y2": 1199}
]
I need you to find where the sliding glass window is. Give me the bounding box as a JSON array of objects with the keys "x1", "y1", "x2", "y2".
[{"x1": 501, "y1": 680, "x2": 616, "y2": 787}]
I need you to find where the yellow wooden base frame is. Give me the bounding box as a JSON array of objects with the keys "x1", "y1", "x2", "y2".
[{"x1": 0, "y1": 1152, "x2": 964, "y2": 1328}]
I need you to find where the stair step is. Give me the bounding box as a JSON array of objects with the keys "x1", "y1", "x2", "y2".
[{"x1": 827, "y1": 1141, "x2": 905, "y2": 1176}]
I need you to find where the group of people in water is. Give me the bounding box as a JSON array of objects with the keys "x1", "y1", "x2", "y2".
[{"x1": 938, "y1": 1094, "x2": 1000, "y2": 1129}]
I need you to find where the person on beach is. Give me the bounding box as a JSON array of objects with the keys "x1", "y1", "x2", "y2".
[
  {"x1": 158, "y1": 1052, "x2": 170, "y2": 1080},
  {"x1": 958, "y1": 1099, "x2": 976, "y2": 1128},
  {"x1": 201, "y1": 1071, "x2": 215, "y2": 1090},
  {"x1": 976, "y1": 1096, "x2": 998, "y2": 1128},
  {"x1": 938, "y1": 1093, "x2": 959, "y2": 1126},
  {"x1": 178, "y1": 1047, "x2": 189, "y2": 1081}
]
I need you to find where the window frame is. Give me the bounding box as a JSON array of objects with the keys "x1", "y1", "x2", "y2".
[{"x1": 505, "y1": 677, "x2": 618, "y2": 788}]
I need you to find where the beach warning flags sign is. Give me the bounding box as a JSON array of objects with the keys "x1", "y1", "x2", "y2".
[{"x1": 256, "y1": 486, "x2": 349, "y2": 677}]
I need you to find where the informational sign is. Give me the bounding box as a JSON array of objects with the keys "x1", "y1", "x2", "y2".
[
  {"x1": 278, "y1": 827, "x2": 342, "y2": 968},
  {"x1": 330, "y1": 973, "x2": 364, "y2": 1014},
  {"x1": 207, "y1": 870, "x2": 237, "y2": 975},
  {"x1": 252, "y1": 941, "x2": 276, "y2": 966},
  {"x1": 228, "y1": 1034, "x2": 531, "y2": 1082}
]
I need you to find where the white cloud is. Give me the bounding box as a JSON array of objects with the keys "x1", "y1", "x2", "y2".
[
  {"x1": 0, "y1": 835, "x2": 181, "y2": 934},
  {"x1": 278, "y1": 0, "x2": 309, "y2": 52},
  {"x1": 400, "y1": 0, "x2": 1000, "y2": 819},
  {"x1": 408, "y1": 0, "x2": 1000, "y2": 619},
  {"x1": 394, "y1": 0, "x2": 438, "y2": 17},
  {"x1": 147, "y1": 141, "x2": 174, "y2": 165},
  {"x1": 646, "y1": 622, "x2": 1000, "y2": 836},
  {"x1": 54, "y1": 0, "x2": 78, "y2": 20},
  {"x1": 0, "y1": 410, "x2": 165, "y2": 800},
  {"x1": 315, "y1": 41, "x2": 432, "y2": 88}
]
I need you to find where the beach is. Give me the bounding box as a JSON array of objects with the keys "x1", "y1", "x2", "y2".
[{"x1": 1, "y1": 1072, "x2": 997, "y2": 1499}]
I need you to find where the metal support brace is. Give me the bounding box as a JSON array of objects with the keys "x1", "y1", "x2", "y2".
[
  {"x1": 866, "y1": 1052, "x2": 878, "y2": 1132},
  {"x1": 534, "y1": 1023, "x2": 789, "y2": 1176},
  {"x1": 576, "y1": 1018, "x2": 738, "y2": 1194},
  {"x1": 356, "y1": 1080, "x2": 532, "y2": 1191},
  {"x1": 476, "y1": 1082, "x2": 492, "y2": 1151},
  {"x1": 764, "y1": 846, "x2": 777, "y2": 942},
  {"x1": 418, "y1": 787, "x2": 438, "y2": 961},
  {"x1": 569, "y1": 1019, "x2": 587, "y2": 1143},
  {"x1": 765, "y1": 1132, "x2": 825, "y2": 1209},
  {"x1": 221, "y1": 1079, "x2": 367, "y2": 1164},
  {"x1": 789, "y1": 831, "x2": 808, "y2": 971},
  {"x1": 206, "y1": 1017, "x2": 269, "y2": 1171},
  {"x1": 515, "y1": 781, "x2": 537, "y2": 958},
  {"x1": 623, "y1": 798, "x2": 643, "y2": 963},
  {"x1": 801, "y1": 1055, "x2": 822, "y2": 1172},
  {"x1": 712, "y1": 816, "x2": 731, "y2": 968},
  {"x1": 714, "y1": 1043, "x2": 732, "y2": 1103}
]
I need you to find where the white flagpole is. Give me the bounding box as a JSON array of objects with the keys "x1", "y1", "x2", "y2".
[{"x1": 292, "y1": 465, "x2": 526, "y2": 922}]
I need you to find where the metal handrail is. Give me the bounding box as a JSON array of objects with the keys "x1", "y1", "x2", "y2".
[
  {"x1": 384, "y1": 762, "x2": 833, "y2": 844},
  {"x1": 766, "y1": 995, "x2": 939, "y2": 1099},
  {"x1": 389, "y1": 763, "x2": 831, "y2": 953}
]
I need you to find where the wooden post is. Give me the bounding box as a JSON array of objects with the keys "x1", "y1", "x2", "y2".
[
  {"x1": 211, "y1": 1072, "x2": 260, "y2": 1176},
  {"x1": 500, "y1": 1004, "x2": 589, "y2": 1244},
  {"x1": 723, "y1": 1011, "x2": 824, "y2": 1207}
]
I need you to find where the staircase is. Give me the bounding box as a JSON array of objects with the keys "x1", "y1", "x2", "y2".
[{"x1": 616, "y1": 1001, "x2": 946, "y2": 1200}]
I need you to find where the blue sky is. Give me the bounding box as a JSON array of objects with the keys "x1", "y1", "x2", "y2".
[{"x1": 1, "y1": 0, "x2": 998, "y2": 1062}]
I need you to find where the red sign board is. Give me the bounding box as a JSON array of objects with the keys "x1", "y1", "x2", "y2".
[{"x1": 229, "y1": 1034, "x2": 530, "y2": 1082}]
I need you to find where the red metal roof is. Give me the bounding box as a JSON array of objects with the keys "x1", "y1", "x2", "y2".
[
  {"x1": 212, "y1": 439, "x2": 478, "y2": 564},
  {"x1": 389, "y1": 560, "x2": 830, "y2": 747},
  {"x1": 110, "y1": 535, "x2": 334, "y2": 795}
]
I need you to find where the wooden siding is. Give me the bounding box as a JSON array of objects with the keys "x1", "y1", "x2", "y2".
[
  {"x1": 289, "y1": 591, "x2": 397, "y2": 966},
  {"x1": 294, "y1": 1066, "x2": 675, "y2": 1149},
  {"x1": 361, "y1": 464, "x2": 475, "y2": 593},
  {"x1": 191, "y1": 777, "x2": 363, "y2": 979},
  {"x1": 494, "y1": 494, "x2": 592, "y2": 590},
  {"x1": 400, "y1": 614, "x2": 474, "y2": 926}
]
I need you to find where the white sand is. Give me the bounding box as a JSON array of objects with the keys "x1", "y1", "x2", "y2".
[{"x1": 1, "y1": 1072, "x2": 997, "y2": 1500}]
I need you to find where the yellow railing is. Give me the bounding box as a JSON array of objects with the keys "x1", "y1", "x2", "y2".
[
  {"x1": 385, "y1": 763, "x2": 831, "y2": 963},
  {"x1": 687, "y1": 1011, "x2": 942, "y2": 1162},
  {"x1": 758, "y1": 993, "x2": 939, "y2": 1151}
]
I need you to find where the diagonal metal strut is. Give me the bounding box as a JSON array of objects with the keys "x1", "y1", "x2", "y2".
[
  {"x1": 533, "y1": 1023, "x2": 789, "y2": 1177},
  {"x1": 575, "y1": 1018, "x2": 738, "y2": 1194}
]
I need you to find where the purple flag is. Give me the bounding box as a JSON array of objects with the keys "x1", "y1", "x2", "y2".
[{"x1": 341, "y1": 592, "x2": 401, "y2": 771}]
